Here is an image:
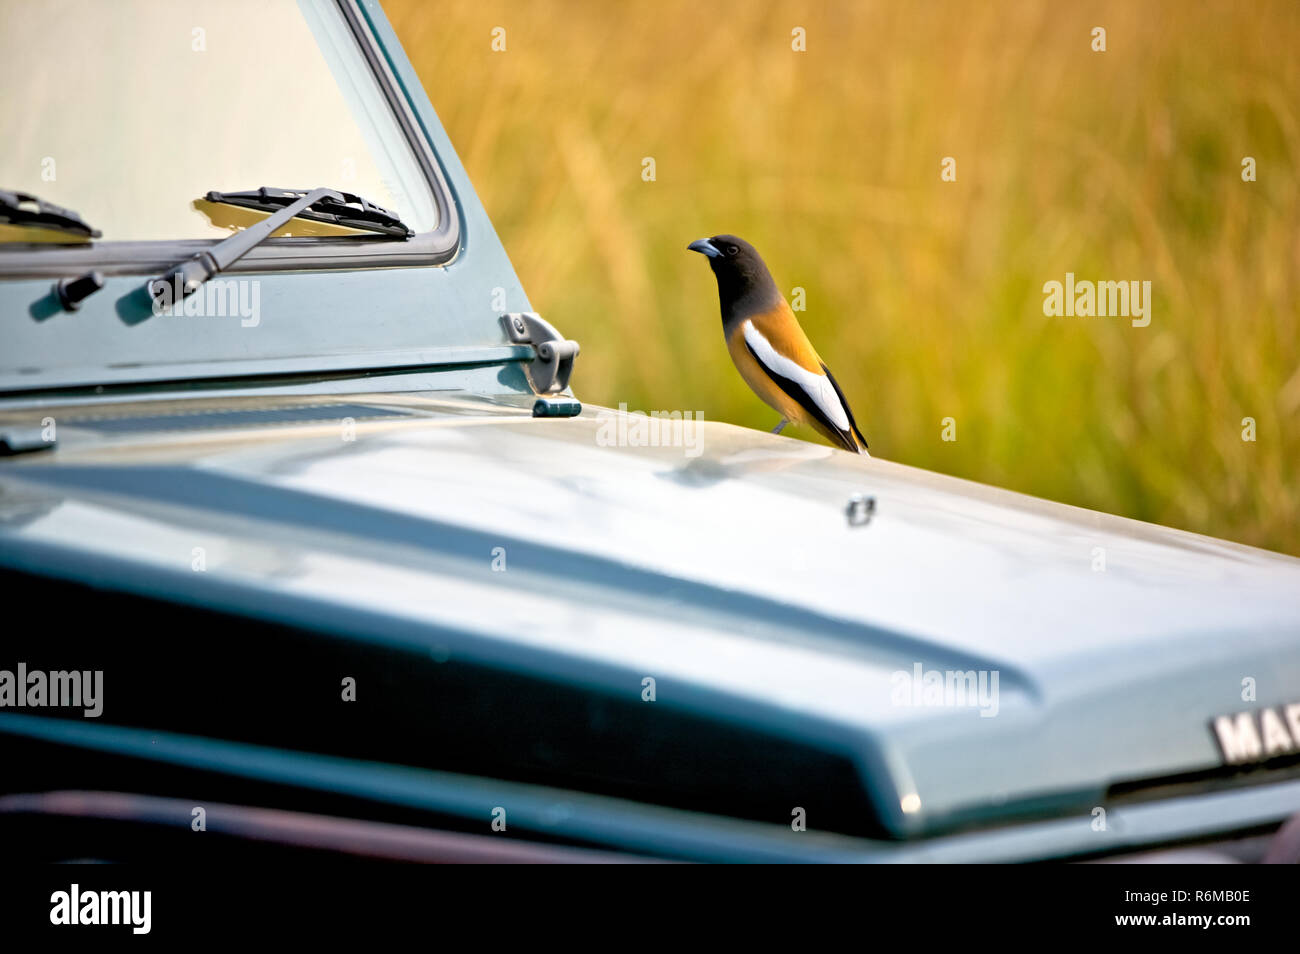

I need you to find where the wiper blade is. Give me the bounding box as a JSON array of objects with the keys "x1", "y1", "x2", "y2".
[
  {"x1": 205, "y1": 186, "x2": 413, "y2": 239},
  {"x1": 0, "y1": 189, "x2": 101, "y2": 238},
  {"x1": 147, "y1": 186, "x2": 411, "y2": 305}
]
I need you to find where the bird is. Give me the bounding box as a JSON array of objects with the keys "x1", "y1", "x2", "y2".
[{"x1": 688, "y1": 234, "x2": 869, "y2": 454}]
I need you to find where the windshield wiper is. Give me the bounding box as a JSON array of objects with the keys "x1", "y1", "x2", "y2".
[
  {"x1": 0, "y1": 189, "x2": 101, "y2": 238},
  {"x1": 147, "y1": 186, "x2": 412, "y2": 305},
  {"x1": 205, "y1": 187, "x2": 413, "y2": 238}
]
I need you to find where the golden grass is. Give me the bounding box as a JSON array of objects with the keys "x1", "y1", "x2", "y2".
[{"x1": 388, "y1": 0, "x2": 1300, "y2": 555}]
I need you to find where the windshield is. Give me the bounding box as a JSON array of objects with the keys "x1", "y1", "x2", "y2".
[{"x1": 0, "y1": 0, "x2": 439, "y2": 242}]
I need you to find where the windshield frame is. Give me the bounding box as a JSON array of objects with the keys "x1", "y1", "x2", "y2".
[{"x1": 0, "y1": 0, "x2": 460, "y2": 279}]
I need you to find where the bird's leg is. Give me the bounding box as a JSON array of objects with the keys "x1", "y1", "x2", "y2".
[{"x1": 771, "y1": 418, "x2": 789, "y2": 435}]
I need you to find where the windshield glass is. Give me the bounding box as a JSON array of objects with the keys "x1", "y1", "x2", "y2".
[{"x1": 0, "y1": 0, "x2": 438, "y2": 242}]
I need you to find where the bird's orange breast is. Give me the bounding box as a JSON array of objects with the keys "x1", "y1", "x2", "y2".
[
  {"x1": 743, "y1": 298, "x2": 825, "y2": 373},
  {"x1": 725, "y1": 314, "x2": 812, "y2": 425}
]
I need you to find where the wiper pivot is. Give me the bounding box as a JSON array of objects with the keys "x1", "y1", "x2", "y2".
[{"x1": 55, "y1": 271, "x2": 105, "y2": 311}]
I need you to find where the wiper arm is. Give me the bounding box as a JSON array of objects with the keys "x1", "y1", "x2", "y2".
[
  {"x1": 0, "y1": 189, "x2": 101, "y2": 238},
  {"x1": 147, "y1": 186, "x2": 412, "y2": 305}
]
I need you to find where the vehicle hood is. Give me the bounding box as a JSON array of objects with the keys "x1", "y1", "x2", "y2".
[{"x1": 2, "y1": 391, "x2": 1298, "y2": 837}]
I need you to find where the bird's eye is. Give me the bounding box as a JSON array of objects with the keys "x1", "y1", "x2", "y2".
[{"x1": 727, "y1": 245, "x2": 739, "y2": 256}]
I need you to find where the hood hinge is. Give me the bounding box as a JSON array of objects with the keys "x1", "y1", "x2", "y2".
[{"x1": 502, "y1": 312, "x2": 580, "y2": 396}]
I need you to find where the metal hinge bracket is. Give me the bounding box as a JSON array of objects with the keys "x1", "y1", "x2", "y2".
[{"x1": 502, "y1": 312, "x2": 580, "y2": 395}]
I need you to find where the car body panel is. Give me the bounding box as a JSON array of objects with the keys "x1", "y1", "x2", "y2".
[{"x1": 2, "y1": 394, "x2": 1297, "y2": 842}]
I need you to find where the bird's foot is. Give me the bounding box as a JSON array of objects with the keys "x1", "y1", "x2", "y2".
[{"x1": 771, "y1": 418, "x2": 789, "y2": 435}]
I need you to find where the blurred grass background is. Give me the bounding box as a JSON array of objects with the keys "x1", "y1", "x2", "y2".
[{"x1": 388, "y1": 0, "x2": 1300, "y2": 555}]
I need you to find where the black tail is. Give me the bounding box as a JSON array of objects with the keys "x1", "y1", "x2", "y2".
[{"x1": 821, "y1": 363, "x2": 868, "y2": 453}]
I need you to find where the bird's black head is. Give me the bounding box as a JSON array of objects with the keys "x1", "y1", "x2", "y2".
[{"x1": 688, "y1": 234, "x2": 780, "y2": 323}]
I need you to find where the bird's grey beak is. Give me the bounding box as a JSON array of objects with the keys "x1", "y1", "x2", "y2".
[{"x1": 688, "y1": 238, "x2": 721, "y2": 259}]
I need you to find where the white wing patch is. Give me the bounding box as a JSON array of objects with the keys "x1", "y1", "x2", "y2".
[{"x1": 742, "y1": 321, "x2": 850, "y2": 433}]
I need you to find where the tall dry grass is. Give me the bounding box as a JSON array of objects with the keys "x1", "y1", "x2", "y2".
[{"x1": 388, "y1": 0, "x2": 1300, "y2": 555}]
